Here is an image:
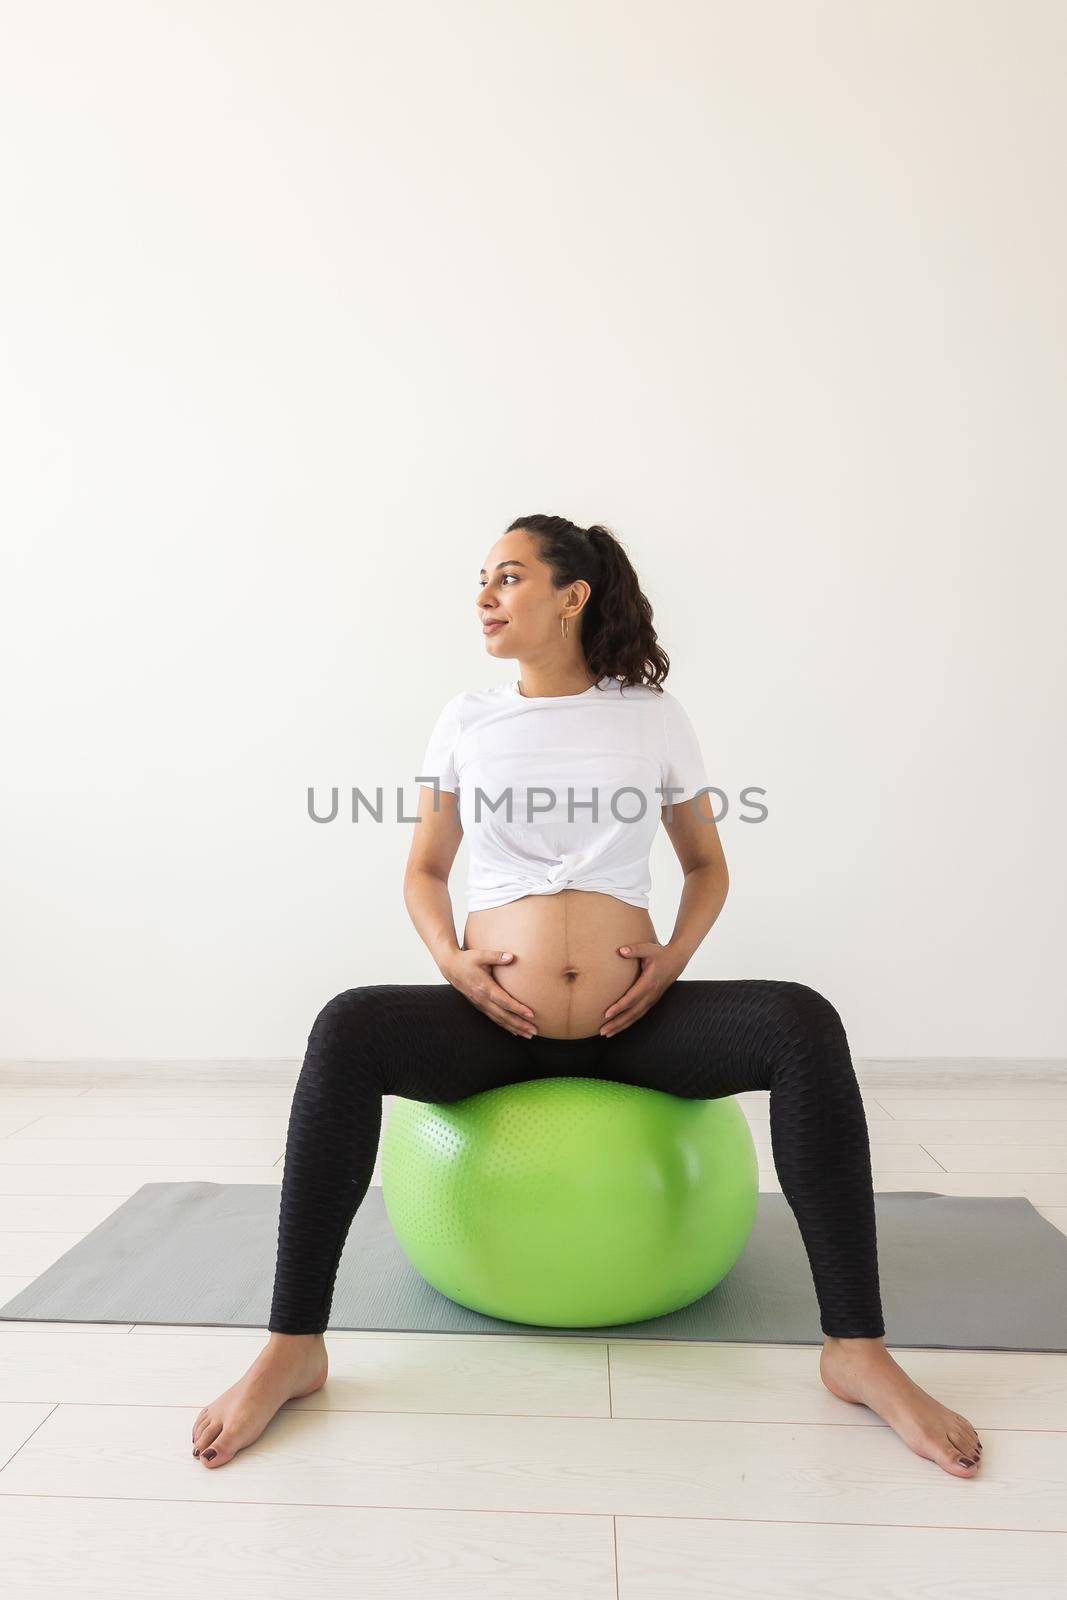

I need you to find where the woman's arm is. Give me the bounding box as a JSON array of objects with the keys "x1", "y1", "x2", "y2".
[
  {"x1": 403, "y1": 785, "x2": 464, "y2": 972},
  {"x1": 600, "y1": 791, "x2": 729, "y2": 1037},
  {"x1": 661, "y1": 789, "x2": 730, "y2": 964},
  {"x1": 403, "y1": 785, "x2": 539, "y2": 1037}
]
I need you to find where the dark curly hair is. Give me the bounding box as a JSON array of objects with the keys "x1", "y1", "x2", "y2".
[{"x1": 504, "y1": 514, "x2": 670, "y2": 693}]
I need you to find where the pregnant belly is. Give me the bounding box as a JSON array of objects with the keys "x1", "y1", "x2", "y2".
[{"x1": 462, "y1": 890, "x2": 659, "y2": 1039}]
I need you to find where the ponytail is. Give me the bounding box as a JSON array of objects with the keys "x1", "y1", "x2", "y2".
[{"x1": 504, "y1": 514, "x2": 670, "y2": 691}]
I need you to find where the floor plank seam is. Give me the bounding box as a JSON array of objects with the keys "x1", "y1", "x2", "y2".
[{"x1": 0, "y1": 1490, "x2": 1061, "y2": 1535}]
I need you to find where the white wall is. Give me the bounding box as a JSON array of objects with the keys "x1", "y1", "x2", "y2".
[{"x1": 1, "y1": 0, "x2": 1063, "y2": 1060}]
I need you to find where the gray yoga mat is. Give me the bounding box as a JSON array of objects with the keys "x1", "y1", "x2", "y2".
[{"x1": 2, "y1": 1182, "x2": 1066, "y2": 1350}]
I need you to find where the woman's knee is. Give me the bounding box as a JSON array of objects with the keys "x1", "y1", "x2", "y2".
[
  {"x1": 778, "y1": 981, "x2": 843, "y2": 1028},
  {"x1": 767, "y1": 981, "x2": 849, "y2": 1069},
  {"x1": 313, "y1": 984, "x2": 386, "y2": 1029},
  {"x1": 305, "y1": 985, "x2": 389, "y2": 1077}
]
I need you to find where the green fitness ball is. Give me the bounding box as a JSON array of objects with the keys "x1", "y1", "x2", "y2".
[{"x1": 380, "y1": 1075, "x2": 759, "y2": 1327}]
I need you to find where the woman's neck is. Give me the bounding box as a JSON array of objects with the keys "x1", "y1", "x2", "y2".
[{"x1": 516, "y1": 660, "x2": 599, "y2": 698}]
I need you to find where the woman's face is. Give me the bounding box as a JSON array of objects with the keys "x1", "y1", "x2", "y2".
[{"x1": 476, "y1": 528, "x2": 581, "y2": 660}]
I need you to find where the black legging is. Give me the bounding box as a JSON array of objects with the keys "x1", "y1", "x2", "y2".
[{"x1": 268, "y1": 979, "x2": 885, "y2": 1340}]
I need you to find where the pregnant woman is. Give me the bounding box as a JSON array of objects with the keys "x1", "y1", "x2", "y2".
[{"x1": 192, "y1": 515, "x2": 982, "y2": 1477}]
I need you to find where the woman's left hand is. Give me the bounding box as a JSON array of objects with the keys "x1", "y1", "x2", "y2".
[{"x1": 601, "y1": 941, "x2": 687, "y2": 1037}]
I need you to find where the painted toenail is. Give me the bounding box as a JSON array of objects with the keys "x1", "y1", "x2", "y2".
[
  {"x1": 958, "y1": 1456, "x2": 974, "y2": 1466},
  {"x1": 192, "y1": 1448, "x2": 200, "y2": 1457},
  {"x1": 203, "y1": 1449, "x2": 217, "y2": 1460}
]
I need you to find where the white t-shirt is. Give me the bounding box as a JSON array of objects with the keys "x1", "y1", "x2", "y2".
[{"x1": 418, "y1": 675, "x2": 709, "y2": 913}]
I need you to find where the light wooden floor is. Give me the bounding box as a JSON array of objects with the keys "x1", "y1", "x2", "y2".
[{"x1": 1, "y1": 1058, "x2": 1066, "y2": 1599}]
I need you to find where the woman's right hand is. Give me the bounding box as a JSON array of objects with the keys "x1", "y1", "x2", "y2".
[{"x1": 441, "y1": 949, "x2": 538, "y2": 1038}]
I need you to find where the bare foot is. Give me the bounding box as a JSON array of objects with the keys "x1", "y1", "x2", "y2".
[
  {"x1": 819, "y1": 1336, "x2": 983, "y2": 1477},
  {"x1": 192, "y1": 1331, "x2": 329, "y2": 1468}
]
